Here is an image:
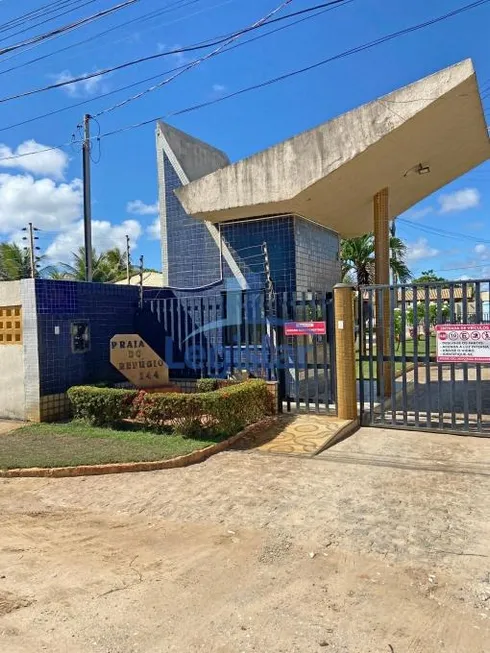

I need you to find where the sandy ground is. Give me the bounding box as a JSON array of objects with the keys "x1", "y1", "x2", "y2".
[{"x1": 2, "y1": 427, "x2": 490, "y2": 652}]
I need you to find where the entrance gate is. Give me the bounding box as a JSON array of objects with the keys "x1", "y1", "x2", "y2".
[
  {"x1": 358, "y1": 279, "x2": 490, "y2": 436},
  {"x1": 139, "y1": 290, "x2": 336, "y2": 414}
]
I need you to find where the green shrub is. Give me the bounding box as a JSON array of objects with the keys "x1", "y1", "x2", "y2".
[
  {"x1": 196, "y1": 378, "x2": 240, "y2": 392},
  {"x1": 196, "y1": 378, "x2": 219, "y2": 392},
  {"x1": 67, "y1": 386, "x2": 137, "y2": 427},
  {"x1": 135, "y1": 379, "x2": 273, "y2": 437}
]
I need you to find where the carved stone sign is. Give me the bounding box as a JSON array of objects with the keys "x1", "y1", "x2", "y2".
[{"x1": 110, "y1": 334, "x2": 169, "y2": 388}]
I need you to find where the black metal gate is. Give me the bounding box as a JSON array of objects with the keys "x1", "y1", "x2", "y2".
[
  {"x1": 359, "y1": 279, "x2": 490, "y2": 436},
  {"x1": 138, "y1": 290, "x2": 336, "y2": 414}
]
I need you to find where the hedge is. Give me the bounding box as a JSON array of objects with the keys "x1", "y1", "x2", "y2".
[
  {"x1": 195, "y1": 378, "x2": 240, "y2": 392},
  {"x1": 67, "y1": 387, "x2": 138, "y2": 427},
  {"x1": 67, "y1": 380, "x2": 273, "y2": 436},
  {"x1": 134, "y1": 379, "x2": 273, "y2": 436}
]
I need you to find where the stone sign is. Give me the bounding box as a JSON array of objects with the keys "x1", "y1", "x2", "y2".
[{"x1": 110, "y1": 334, "x2": 169, "y2": 388}]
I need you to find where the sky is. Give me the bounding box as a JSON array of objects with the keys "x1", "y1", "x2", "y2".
[{"x1": 0, "y1": 0, "x2": 489, "y2": 279}]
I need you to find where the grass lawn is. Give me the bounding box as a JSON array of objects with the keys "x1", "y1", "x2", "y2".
[
  {"x1": 0, "y1": 421, "x2": 223, "y2": 470},
  {"x1": 358, "y1": 336, "x2": 437, "y2": 379}
]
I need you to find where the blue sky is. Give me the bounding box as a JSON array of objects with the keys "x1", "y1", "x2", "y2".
[{"x1": 0, "y1": 0, "x2": 489, "y2": 278}]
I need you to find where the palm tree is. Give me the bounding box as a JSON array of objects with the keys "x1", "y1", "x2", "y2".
[
  {"x1": 0, "y1": 243, "x2": 32, "y2": 280},
  {"x1": 57, "y1": 247, "x2": 132, "y2": 282},
  {"x1": 0, "y1": 243, "x2": 55, "y2": 280},
  {"x1": 341, "y1": 233, "x2": 411, "y2": 287}
]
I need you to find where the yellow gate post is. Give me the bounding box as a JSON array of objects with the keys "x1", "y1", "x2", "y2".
[{"x1": 334, "y1": 283, "x2": 357, "y2": 421}]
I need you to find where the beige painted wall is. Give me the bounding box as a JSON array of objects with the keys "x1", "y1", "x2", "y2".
[{"x1": 0, "y1": 281, "x2": 25, "y2": 420}]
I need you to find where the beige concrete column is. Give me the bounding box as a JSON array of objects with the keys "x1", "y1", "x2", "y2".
[
  {"x1": 334, "y1": 283, "x2": 357, "y2": 421},
  {"x1": 373, "y1": 188, "x2": 392, "y2": 396}
]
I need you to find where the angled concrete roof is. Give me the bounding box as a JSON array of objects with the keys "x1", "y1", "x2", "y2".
[{"x1": 175, "y1": 59, "x2": 490, "y2": 237}]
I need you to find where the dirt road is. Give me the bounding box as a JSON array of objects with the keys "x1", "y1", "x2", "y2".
[{"x1": 1, "y1": 428, "x2": 490, "y2": 652}]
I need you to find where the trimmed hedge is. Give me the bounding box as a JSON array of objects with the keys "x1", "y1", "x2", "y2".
[
  {"x1": 67, "y1": 380, "x2": 273, "y2": 436},
  {"x1": 195, "y1": 378, "x2": 240, "y2": 393},
  {"x1": 134, "y1": 380, "x2": 273, "y2": 436},
  {"x1": 67, "y1": 386, "x2": 138, "y2": 427}
]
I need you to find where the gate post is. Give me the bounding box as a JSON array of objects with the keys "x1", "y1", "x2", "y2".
[{"x1": 334, "y1": 283, "x2": 357, "y2": 421}]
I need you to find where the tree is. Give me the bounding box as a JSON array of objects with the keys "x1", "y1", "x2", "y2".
[
  {"x1": 341, "y1": 233, "x2": 411, "y2": 287},
  {"x1": 0, "y1": 243, "x2": 32, "y2": 280},
  {"x1": 412, "y1": 269, "x2": 445, "y2": 283},
  {"x1": 55, "y1": 246, "x2": 135, "y2": 282},
  {"x1": 0, "y1": 242, "x2": 53, "y2": 280}
]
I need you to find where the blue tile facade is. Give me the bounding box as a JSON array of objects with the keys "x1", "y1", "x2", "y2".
[
  {"x1": 294, "y1": 217, "x2": 340, "y2": 293},
  {"x1": 164, "y1": 155, "x2": 223, "y2": 289},
  {"x1": 35, "y1": 279, "x2": 140, "y2": 396},
  {"x1": 161, "y1": 147, "x2": 340, "y2": 295},
  {"x1": 220, "y1": 216, "x2": 296, "y2": 293}
]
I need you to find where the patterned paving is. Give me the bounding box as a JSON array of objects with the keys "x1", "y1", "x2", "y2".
[{"x1": 234, "y1": 414, "x2": 351, "y2": 456}]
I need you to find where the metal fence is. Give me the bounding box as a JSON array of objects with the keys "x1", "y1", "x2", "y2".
[
  {"x1": 140, "y1": 290, "x2": 336, "y2": 413},
  {"x1": 358, "y1": 279, "x2": 490, "y2": 435}
]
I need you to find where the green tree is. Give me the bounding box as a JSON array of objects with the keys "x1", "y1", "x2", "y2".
[
  {"x1": 0, "y1": 242, "x2": 53, "y2": 280},
  {"x1": 341, "y1": 233, "x2": 411, "y2": 287},
  {"x1": 59, "y1": 247, "x2": 119, "y2": 282},
  {"x1": 412, "y1": 269, "x2": 445, "y2": 283},
  {"x1": 0, "y1": 243, "x2": 32, "y2": 280}
]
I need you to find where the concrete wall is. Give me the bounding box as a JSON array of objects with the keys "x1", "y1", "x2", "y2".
[{"x1": 0, "y1": 281, "x2": 25, "y2": 420}]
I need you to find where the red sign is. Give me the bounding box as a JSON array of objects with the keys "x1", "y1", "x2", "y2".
[
  {"x1": 436, "y1": 324, "x2": 490, "y2": 363},
  {"x1": 284, "y1": 321, "x2": 326, "y2": 336}
]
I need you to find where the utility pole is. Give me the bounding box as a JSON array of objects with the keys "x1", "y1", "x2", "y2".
[
  {"x1": 126, "y1": 234, "x2": 131, "y2": 284},
  {"x1": 138, "y1": 255, "x2": 144, "y2": 309},
  {"x1": 82, "y1": 113, "x2": 93, "y2": 282},
  {"x1": 22, "y1": 222, "x2": 39, "y2": 279}
]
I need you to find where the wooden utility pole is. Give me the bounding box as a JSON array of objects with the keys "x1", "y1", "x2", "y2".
[{"x1": 82, "y1": 114, "x2": 93, "y2": 281}]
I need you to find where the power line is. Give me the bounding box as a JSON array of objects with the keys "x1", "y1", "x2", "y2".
[
  {"x1": 398, "y1": 218, "x2": 490, "y2": 245},
  {"x1": 0, "y1": 0, "x2": 351, "y2": 104},
  {"x1": 0, "y1": 0, "x2": 343, "y2": 132},
  {"x1": 97, "y1": 0, "x2": 490, "y2": 140},
  {"x1": 0, "y1": 0, "x2": 138, "y2": 58},
  {"x1": 0, "y1": 0, "x2": 201, "y2": 77},
  {"x1": 92, "y1": 0, "x2": 298, "y2": 117},
  {"x1": 1, "y1": 0, "x2": 489, "y2": 162},
  {"x1": 0, "y1": 0, "x2": 101, "y2": 44}
]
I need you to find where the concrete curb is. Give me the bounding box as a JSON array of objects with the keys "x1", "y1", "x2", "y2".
[{"x1": 0, "y1": 417, "x2": 279, "y2": 479}]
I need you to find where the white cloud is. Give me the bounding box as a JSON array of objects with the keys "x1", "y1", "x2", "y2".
[
  {"x1": 475, "y1": 243, "x2": 487, "y2": 255},
  {"x1": 126, "y1": 199, "x2": 158, "y2": 215},
  {"x1": 438, "y1": 188, "x2": 480, "y2": 214},
  {"x1": 169, "y1": 44, "x2": 190, "y2": 66},
  {"x1": 406, "y1": 206, "x2": 433, "y2": 220},
  {"x1": 212, "y1": 83, "x2": 226, "y2": 93},
  {"x1": 53, "y1": 69, "x2": 105, "y2": 97},
  {"x1": 147, "y1": 217, "x2": 160, "y2": 240},
  {"x1": 0, "y1": 173, "x2": 82, "y2": 234},
  {"x1": 46, "y1": 219, "x2": 142, "y2": 262},
  {"x1": 0, "y1": 140, "x2": 68, "y2": 180},
  {"x1": 405, "y1": 238, "x2": 439, "y2": 262}
]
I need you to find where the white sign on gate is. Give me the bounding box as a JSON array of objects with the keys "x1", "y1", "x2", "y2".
[{"x1": 435, "y1": 324, "x2": 490, "y2": 363}]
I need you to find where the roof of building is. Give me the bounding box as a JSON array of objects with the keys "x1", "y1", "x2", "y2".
[
  {"x1": 396, "y1": 287, "x2": 473, "y2": 302},
  {"x1": 175, "y1": 59, "x2": 490, "y2": 237},
  {"x1": 115, "y1": 272, "x2": 164, "y2": 287}
]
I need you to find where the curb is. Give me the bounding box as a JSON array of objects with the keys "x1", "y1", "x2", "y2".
[{"x1": 0, "y1": 417, "x2": 279, "y2": 479}]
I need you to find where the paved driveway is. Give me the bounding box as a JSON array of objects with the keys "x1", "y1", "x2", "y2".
[{"x1": 1, "y1": 427, "x2": 490, "y2": 652}]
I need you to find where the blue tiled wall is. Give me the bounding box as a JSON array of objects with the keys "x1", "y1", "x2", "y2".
[
  {"x1": 294, "y1": 217, "x2": 340, "y2": 292},
  {"x1": 164, "y1": 155, "x2": 223, "y2": 289},
  {"x1": 35, "y1": 280, "x2": 140, "y2": 396},
  {"x1": 220, "y1": 216, "x2": 296, "y2": 293}
]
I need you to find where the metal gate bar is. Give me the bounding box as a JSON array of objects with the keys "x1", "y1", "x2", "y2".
[
  {"x1": 138, "y1": 289, "x2": 336, "y2": 415},
  {"x1": 359, "y1": 278, "x2": 490, "y2": 436}
]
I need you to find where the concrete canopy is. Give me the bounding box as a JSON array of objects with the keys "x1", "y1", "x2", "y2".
[{"x1": 175, "y1": 59, "x2": 490, "y2": 238}]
